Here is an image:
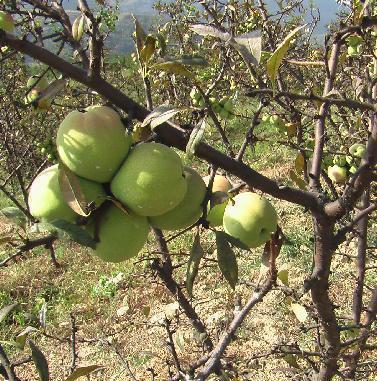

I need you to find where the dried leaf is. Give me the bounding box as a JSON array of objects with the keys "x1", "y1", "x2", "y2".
[
  {"x1": 133, "y1": 16, "x2": 147, "y2": 54},
  {"x1": 38, "y1": 78, "x2": 67, "y2": 102},
  {"x1": 277, "y1": 269, "x2": 289, "y2": 286},
  {"x1": 267, "y1": 25, "x2": 306, "y2": 86},
  {"x1": 29, "y1": 340, "x2": 49, "y2": 381},
  {"x1": 58, "y1": 162, "x2": 89, "y2": 217},
  {"x1": 186, "y1": 232, "x2": 204, "y2": 297},
  {"x1": 294, "y1": 153, "x2": 305, "y2": 174},
  {"x1": 283, "y1": 354, "x2": 300, "y2": 369},
  {"x1": 0, "y1": 303, "x2": 18, "y2": 324},
  {"x1": 64, "y1": 365, "x2": 104, "y2": 381},
  {"x1": 215, "y1": 231, "x2": 238, "y2": 289},
  {"x1": 186, "y1": 119, "x2": 206, "y2": 159},
  {"x1": 142, "y1": 105, "x2": 184, "y2": 129},
  {"x1": 190, "y1": 24, "x2": 230, "y2": 40},
  {"x1": 152, "y1": 61, "x2": 195, "y2": 79},
  {"x1": 291, "y1": 303, "x2": 308, "y2": 323},
  {"x1": 16, "y1": 326, "x2": 38, "y2": 350},
  {"x1": 233, "y1": 30, "x2": 262, "y2": 66},
  {"x1": 139, "y1": 35, "x2": 157, "y2": 64}
]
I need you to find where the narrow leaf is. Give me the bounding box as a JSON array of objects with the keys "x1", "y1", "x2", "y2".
[
  {"x1": 294, "y1": 153, "x2": 305, "y2": 174},
  {"x1": 38, "y1": 79, "x2": 67, "y2": 102},
  {"x1": 291, "y1": 303, "x2": 308, "y2": 323},
  {"x1": 142, "y1": 106, "x2": 184, "y2": 129},
  {"x1": 190, "y1": 24, "x2": 230, "y2": 40},
  {"x1": 16, "y1": 326, "x2": 38, "y2": 350},
  {"x1": 186, "y1": 119, "x2": 206, "y2": 159},
  {"x1": 1, "y1": 207, "x2": 27, "y2": 228},
  {"x1": 267, "y1": 25, "x2": 306, "y2": 86},
  {"x1": 0, "y1": 303, "x2": 18, "y2": 324},
  {"x1": 164, "y1": 55, "x2": 208, "y2": 66},
  {"x1": 58, "y1": 162, "x2": 89, "y2": 217},
  {"x1": 64, "y1": 365, "x2": 104, "y2": 381},
  {"x1": 233, "y1": 30, "x2": 262, "y2": 66},
  {"x1": 139, "y1": 35, "x2": 157, "y2": 64},
  {"x1": 133, "y1": 16, "x2": 147, "y2": 54},
  {"x1": 283, "y1": 354, "x2": 300, "y2": 369},
  {"x1": 29, "y1": 340, "x2": 49, "y2": 381},
  {"x1": 155, "y1": 33, "x2": 167, "y2": 56},
  {"x1": 277, "y1": 269, "x2": 289, "y2": 286},
  {"x1": 215, "y1": 231, "x2": 238, "y2": 289},
  {"x1": 222, "y1": 232, "x2": 249, "y2": 251},
  {"x1": 47, "y1": 220, "x2": 96, "y2": 249},
  {"x1": 289, "y1": 170, "x2": 307, "y2": 190},
  {"x1": 152, "y1": 61, "x2": 195, "y2": 79},
  {"x1": 186, "y1": 232, "x2": 204, "y2": 297}
]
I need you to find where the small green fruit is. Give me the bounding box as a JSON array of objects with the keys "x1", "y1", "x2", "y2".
[
  {"x1": 111, "y1": 143, "x2": 187, "y2": 217},
  {"x1": 328, "y1": 165, "x2": 347, "y2": 183},
  {"x1": 149, "y1": 167, "x2": 206, "y2": 231},
  {"x1": 349, "y1": 143, "x2": 365, "y2": 159},
  {"x1": 223, "y1": 192, "x2": 278, "y2": 248},
  {"x1": 90, "y1": 205, "x2": 149, "y2": 263},
  {"x1": 56, "y1": 106, "x2": 132, "y2": 183},
  {"x1": 28, "y1": 164, "x2": 106, "y2": 223},
  {"x1": 349, "y1": 165, "x2": 358, "y2": 174}
]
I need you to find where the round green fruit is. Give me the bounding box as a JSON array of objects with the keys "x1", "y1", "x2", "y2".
[
  {"x1": 223, "y1": 192, "x2": 278, "y2": 248},
  {"x1": 56, "y1": 106, "x2": 132, "y2": 183},
  {"x1": 347, "y1": 45, "x2": 359, "y2": 57},
  {"x1": 349, "y1": 143, "x2": 365, "y2": 159},
  {"x1": 0, "y1": 11, "x2": 15, "y2": 33},
  {"x1": 149, "y1": 167, "x2": 206, "y2": 231},
  {"x1": 349, "y1": 165, "x2": 358, "y2": 174},
  {"x1": 111, "y1": 142, "x2": 187, "y2": 217},
  {"x1": 328, "y1": 165, "x2": 347, "y2": 183},
  {"x1": 90, "y1": 205, "x2": 149, "y2": 263},
  {"x1": 28, "y1": 164, "x2": 106, "y2": 223},
  {"x1": 203, "y1": 175, "x2": 232, "y2": 193}
]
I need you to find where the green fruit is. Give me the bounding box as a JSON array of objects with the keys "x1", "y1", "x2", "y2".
[
  {"x1": 349, "y1": 143, "x2": 365, "y2": 158},
  {"x1": 333, "y1": 155, "x2": 347, "y2": 167},
  {"x1": 203, "y1": 175, "x2": 232, "y2": 193},
  {"x1": 223, "y1": 192, "x2": 278, "y2": 248},
  {"x1": 149, "y1": 167, "x2": 206, "y2": 231},
  {"x1": 28, "y1": 164, "x2": 106, "y2": 223},
  {"x1": 90, "y1": 205, "x2": 149, "y2": 263},
  {"x1": 26, "y1": 75, "x2": 49, "y2": 91},
  {"x1": 0, "y1": 11, "x2": 15, "y2": 33},
  {"x1": 346, "y1": 155, "x2": 355, "y2": 166},
  {"x1": 328, "y1": 165, "x2": 347, "y2": 183},
  {"x1": 111, "y1": 143, "x2": 187, "y2": 217},
  {"x1": 56, "y1": 106, "x2": 132, "y2": 183},
  {"x1": 347, "y1": 35, "x2": 363, "y2": 47}
]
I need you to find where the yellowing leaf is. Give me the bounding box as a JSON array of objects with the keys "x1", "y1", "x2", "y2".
[
  {"x1": 267, "y1": 25, "x2": 306, "y2": 86},
  {"x1": 294, "y1": 153, "x2": 305, "y2": 174},
  {"x1": 283, "y1": 354, "x2": 300, "y2": 369},
  {"x1": 64, "y1": 365, "x2": 104, "y2": 381},
  {"x1": 152, "y1": 61, "x2": 195, "y2": 79},
  {"x1": 139, "y1": 35, "x2": 157, "y2": 65},
  {"x1": 277, "y1": 269, "x2": 289, "y2": 286},
  {"x1": 289, "y1": 170, "x2": 307, "y2": 190},
  {"x1": 291, "y1": 303, "x2": 308, "y2": 323}
]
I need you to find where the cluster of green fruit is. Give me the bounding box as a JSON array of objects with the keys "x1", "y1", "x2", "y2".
[
  {"x1": 28, "y1": 105, "x2": 278, "y2": 263},
  {"x1": 24, "y1": 74, "x2": 51, "y2": 111},
  {"x1": 260, "y1": 114, "x2": 297, "y2": 137},
  {"x1": 35, "y1": 138, "x2": 57, "y2": 162},
  {"x1": 190, "y1": 88, "x2": 235, "y2": 120},
  {"x1": 346, "y1": 35, "x2": 363, "y2": 57},
  {"x1": 327, "y1": 143, "x2": 366, "y2": 183}
]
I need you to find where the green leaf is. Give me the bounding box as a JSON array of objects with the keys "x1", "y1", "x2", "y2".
[
  {"x1": 290, "y1": 303, "x2": 308, "y2": 323},
  {"x1": 142, "y1": 105, "x2": 184, "y2": 129},
  {"x1": 29, "y1": 340, "x2": 49, "y2": 381},
  {"x1": 277, "y1": 269, "x2": 289, "y2": 286},
  {"x1": 133, "y1": 16, "x2": 147, "y2": 55},
  {"x1": 152, "y1": 61, "x2": 195, "y2": 79},
  {"x1": 289, "y1": 170, "x2": 307, "y2": 190},
  {"x1": 215, "y1": 231, "x2": 238, "y2": 289},
  {"x1": 0, "y1": 303, "x2": 18, "y2": 324},
  {"x1": 50, "y1": 220, "x2": 96, "y2": 249},
  {"x1": 186, "y1": 119, "x2": 206, "y2": 159},
  {"x1": 266, "y1": 25, "x2": 306, "y2": 87},
  {"x1": 155, "y1": 33, "x2": 167, "y2": 56},
  {"x1": 58, "y1": 162, "x2": 89, "y2": 217},
  {"x1": 186, "y1": 232, "x2": 204, "y2": 297},
  {"x1": 165, "y1": 55, "x2": 208, "y2": 66},
  {"x1": 139, "y1": 35, "x2": 157, "y2": 64},
  {"x1": 221, "y1": 231, "x2": 249, "y2": 251},
  {"x1": 283, "y1": 354, "x2": 300, "y2": 369},
  {"x1": 1, "y1": 207, "x2": 27, "y2": 228},
  {"x1": 38, "y1": 78, "x2": 67, "y2": 103},
  {"x1": 16, "y1": 326, "x2": 38, "y2": 350},
  {"x1": 64, "y1": 365, "x2": 104, "y2": 381},
  {"x1": 29, "y1": 220, "x2": 96, "y2": 249}
]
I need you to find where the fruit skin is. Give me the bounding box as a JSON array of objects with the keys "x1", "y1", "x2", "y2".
[
  {"x1": 90, "y1": 205, "x2": 149, "y2": 263},
  {"x1": 203, "y1": 175, "x2": 232, "y2": 193},
  {"x1": 28, "y1": 164, "x2": 106, "y2": 223},
  {"x1": 0, "y1": 11, "x2": 15, "y2": 33},
  {"x1": 111, "y1": 143, "x2": 187, "y2": 217},
  {"x1": 207, "y1": 201, "x2": 227, "y2": 227},
  {"x1": 328, "y1": 165, "x2": 347, "y2": 183},
  {"x1": 149, "y1": 167, "x2": 206, "y2": 231},
  {"x1": 56, "y1": 106, "x2": 132, "y2": 183},
  {"x1": 223, "y1": 192, "x2": 278, "y2": 248}
]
